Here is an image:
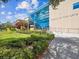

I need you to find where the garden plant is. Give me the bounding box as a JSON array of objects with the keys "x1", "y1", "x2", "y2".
[{"x1": 0, "y1": 31, "x2": 54, "y2": 59}]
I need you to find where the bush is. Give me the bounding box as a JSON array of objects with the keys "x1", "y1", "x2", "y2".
[
  {"x1": 23, "y1": 48, "x2": 34, "y2": 59},
  {"x1": 0, "y1": 32, "x2": 54, "y2": 59},
  {"x1": 33, "y1": 41, "x2": 48, "y2": 55},
  {"x1": 0, "y1": 47, "x2": 34, "y2": 59},
  {"x1": 7, "y1": 39, "x2": 26, "y2": 48}
]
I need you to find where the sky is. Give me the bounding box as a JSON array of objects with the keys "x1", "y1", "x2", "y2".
[{"x1": 0, "y1": 0, "x2": 48, "y2": 23}]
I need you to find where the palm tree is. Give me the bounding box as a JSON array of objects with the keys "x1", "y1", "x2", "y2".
[{"x1": 49, "y1": 0, "x2": 64, "y2": 9}]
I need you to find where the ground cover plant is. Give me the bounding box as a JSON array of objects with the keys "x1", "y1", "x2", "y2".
[{"x1": 0, "y1": 31, "x2": 54, "y2": 59}]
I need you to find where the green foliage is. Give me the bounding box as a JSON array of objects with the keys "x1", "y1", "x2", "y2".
[
  {"x1": 49, "y1": 0, "x2": 64, "y2": 9},
  {"x1": 0, "y1": 31, "x2": 54, "y2": 59},
  {"x1": 7, "y1": 39, "x2": 26, "y2": 48},
  {"x1": 0, "y1": 0, "x2": 8, "y2": 3},
  {"x1": 0, "y1": 0, "x2": 17, "y2": 3},
  {"x1": 0, "y1": 22, "x2": 15, "y2": 31},
  {"x1": 15, "y1": 20, "x2": 28, "y2": 30},
  {"x1": 23, "y1": 48, "x2": 34, "y2": 59},
  {"x1": 0, "y1": 48, "x2": 34, "y2": 59},
  {"x1": 33, "y1": 41, "x2": 48, "y2": 55}
]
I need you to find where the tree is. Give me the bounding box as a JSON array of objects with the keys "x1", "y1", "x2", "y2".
[
  {"x1": 4, "y1": 22, "x2": 12, "y2": 28},
  {"x1": 3, "y1": 21, "x2": 14, "y2": 31},
  {"x1": 15, "y1": 19, "x2": 28, "y2": 30},
  {"x1": 0, "y1": 23, "x2": 3, "y2": 31},
  {"x1": 0, "y1": 0, "x2": 17, "y2": 3},
  {"x1": 49, "y1": 0, "x2": 64, "y2": 9},
  {"x1": 0, "y1": 0, "x2": 9, "y2": 3},
  {"x1": 0, "y1": 21, "x2": 14, "y2": 31},
  {"x1": 0, "y1": 0, "x2": 64, "y2": 9}
]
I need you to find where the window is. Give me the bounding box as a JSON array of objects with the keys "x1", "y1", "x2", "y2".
[{"x1": 73, "y1": 2, "x2": 79, "y2": 9}]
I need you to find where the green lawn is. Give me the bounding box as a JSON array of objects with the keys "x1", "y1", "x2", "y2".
[
  {"x1": 0, "y1": 31, "x2": 31, "y2": 43},
  {"x1": 0, "y1": 31, "x2": 30, "y2": 39}
]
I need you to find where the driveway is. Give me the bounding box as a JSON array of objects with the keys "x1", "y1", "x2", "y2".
[{"x1": 42, "y1": 37, "x2": 79, "y2": 59}]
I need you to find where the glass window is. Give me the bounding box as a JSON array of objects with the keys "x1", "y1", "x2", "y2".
[{"x1": 73, "y1": 2, "x2": 79, "y2": 9}]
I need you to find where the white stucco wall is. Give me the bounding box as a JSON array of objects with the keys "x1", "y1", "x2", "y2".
[{"x1": 49, "y1": 0, "x2": 79, "y2": 34}]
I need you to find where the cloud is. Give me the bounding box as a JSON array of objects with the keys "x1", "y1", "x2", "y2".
[
  {"x1": 1, "y1": 5, "x2": 5, "y2": 8},
  {"x1": 32, "y1": 0, "x2": 37, "y2": 4},
  {"x1": 8, "y1": 12, "x2": 12, "y2": 15},
  {"x1": 1, "y1": 11, "x2": 5, "y2": 15},
  {"x1": 28, "y1": 9, "x2": 34, "y2": 13},
  {"x1": 15, "y1": 13, "x2": 28, "y2": 19},
  {"x1": 16, "y1": 1, "x2": 30, "y2": 10},
  {"x1": 16, "y1": 0, "x2": 39, "y2": 13},
  {"x1": 31, "y1": 0, "x2": 39, "y2": 9},
  {"x1": 6, "y1": 15, "x2": 12, "y2": 19}
]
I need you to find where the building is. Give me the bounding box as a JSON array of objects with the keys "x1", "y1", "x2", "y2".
[
  {"x1": 49, "y1": 0, "x2": 79, "y2": 34},
  {"x1": 30, "y1": 3, "x2": 49, "y2": 30}
]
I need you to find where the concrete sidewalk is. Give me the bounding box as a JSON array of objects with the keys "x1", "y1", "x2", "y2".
[
  {"x1": 53, "y1": 32, "x2": 79, "y2": 38},
  {"x1": 42, "y1": 37, "x2": 79, "y2": 59}
]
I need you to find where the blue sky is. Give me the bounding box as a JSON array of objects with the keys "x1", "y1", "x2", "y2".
[{"x1": 0, "y1": 0, "x2": 48, "y2": 23}]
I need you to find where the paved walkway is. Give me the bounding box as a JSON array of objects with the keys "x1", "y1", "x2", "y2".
[{"x1": 42, "y1": 37, "x2": 79, "y2": 59}]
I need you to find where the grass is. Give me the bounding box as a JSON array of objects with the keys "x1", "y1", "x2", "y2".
[
  {"x1": 0, "y1": 31, "x2": 31, "y2": 40},
  {"x1": 0, "y1": 31, "x2": 31, "y2": 46}
]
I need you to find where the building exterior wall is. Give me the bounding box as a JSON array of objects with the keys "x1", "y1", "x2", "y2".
[{"x1": 49, "y1": 0, "x2": 79, "y2": 33}]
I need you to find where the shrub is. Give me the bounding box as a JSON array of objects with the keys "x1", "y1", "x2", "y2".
[
  {"x1": 23, "y1": 48, "x2": 34, "y2": 59},
  {"x1": 7, "y1": 39, "x2": 26, "y2": 48},
  {"x1": 33, "y1": 41, "x2": 48, "y2": 56},
  {"x1": 0, "y1": 32, "x2": 55, "y2": 59}
]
